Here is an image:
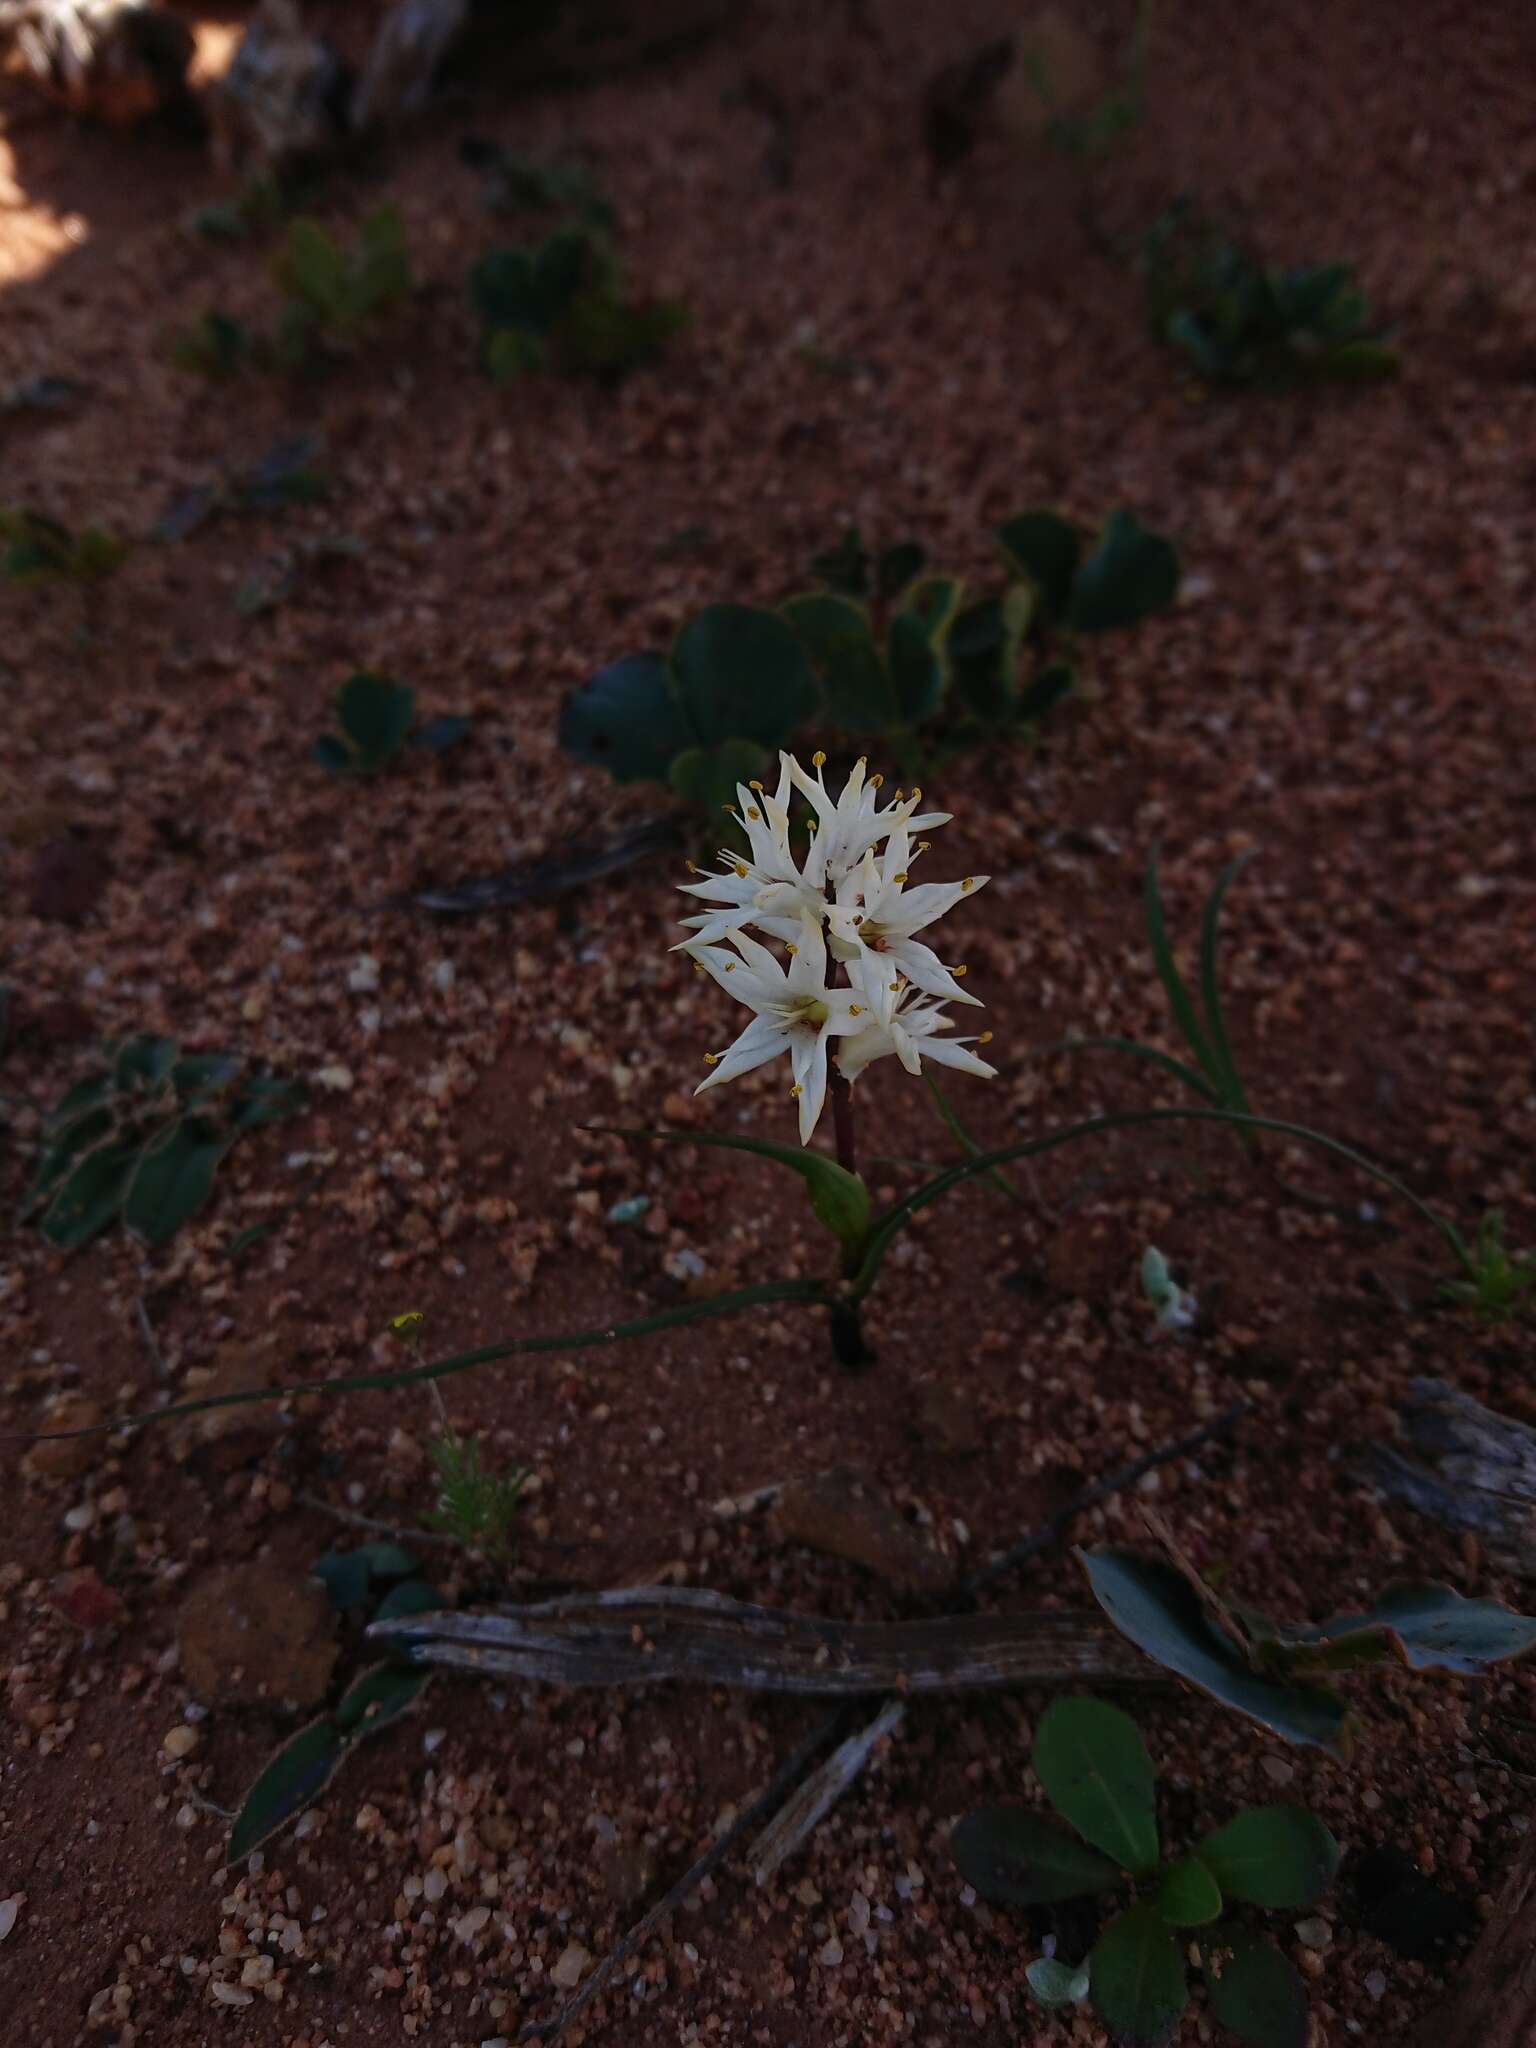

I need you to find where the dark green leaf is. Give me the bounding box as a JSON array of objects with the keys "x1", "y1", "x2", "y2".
[
  {"x1": 171, "y1": 1051, "x2": 245, "y2": 1098},
  {"x1": 1079, "y1": 1550, "x2": 1351, "y2": 1753},
  {"x1": 333, "y1": 1662, "x2": 432, "y2": 1737},
  {"x1": 45, "y1": 1071, "x2": 117, "y2": 1133},
  {"x1": 1274, "y1": 1582, "x2": 1536, "y2": 1676},
  {"x1": 673, "y1": 604, "x2": 819, "y2": 751},
  {"x1": 810, "y1": 527, "x2": 868, "y2": 596},
  {"x1": 953, "y1": 1805, "x2": 1121, "y2": 1904},
  {"x1": 781, "y1": 593, "x2": 891, "y2": 732},
  {"x1": 336, "y1": 672, "x2": 415, "y2": 771},
  {"x1": 114, "y1": 1035, "x2": 179, "y2": 1094},
  {"x1": 39, "y1": 1139, "x2": 140, "y2": 1248},
  {"x1": 1203, "y1": 1929, "x2": 1310, "y2": 2048},
  {"x1": 372, "y1": 1577, "x2": 444, "y2": 1623},
  {"x1": 349, "y1": 1540, "x2": 422, "y2": 1582},
  {"x1": 1090, "y1": 1903, "x2": 1187, "y2": 2048},
  {"x1": 901, "y1": 574, "x2": 963, "y2": 646},
  {"x1": 313, "y1": 733, "x2": 355, "y2": 774},
  {"x1": 1033, "y1": 1697, "x2": 1159, "y2": 1874},
  {"x1": 1026, "y1": 1957, "x2": 1091, "y2": 2008},
  {"x1": 313, "y1": 1550, "x2": 374, "y2": 1613},
  {"x1": 1195, "y1": 1807, "x2": 1340, "y2": 1909},
  {"x1": 887, "y1": 610, "x2": 946, "y2": 726},
  {"x1": 875, "y1": 540, "x2": 927, "y2": 597},
  {"x1": 668, "y1": 739, "x2": 770, "y2": 820},
  {"x1": 1144, "y1": 845, "x2": 1218, "y2": 1082},
  {"x1": 995, "y1": 511, "x2": 1080, "y2": 621},
  {"x1": 1070, "y1": 510, "x2": 1180, "y2": 633},
  {"x1": 229, "y1": 1074, "x2": 307, "y2": 1129},
  {"x1": 123, "y1": 1120, "x2": 231, "y2": 1244},
  {"x1": 411, "y1": 714, "x2": 473, "y2": 755},
  {"x1": 1156, "y1": 1856, "x2": 1223, "y2": 1926},
  {"x1": 227, "y1": 1720, "x2": 346, "y2": 1863},
  {"x1": 1016, "y1": 661, "x2": 1075, "y2": 724},
  {"x1": 559, "y1": 653, "x2": 691, "y2": 783}
]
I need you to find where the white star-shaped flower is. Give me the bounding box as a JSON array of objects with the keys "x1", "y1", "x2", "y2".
[
  {"x1": 825, "y1": 816, "x2": 988, "y2": 1006},
  {"x1": 785, "y1": 751, "x2": 952, "y2": 891},
  {"x1": 837, "y1": 970, "x2": 998, "y2": 1084},
  {"x1": 687, "y1": 910, "x2": 867, "y2": 1143}
]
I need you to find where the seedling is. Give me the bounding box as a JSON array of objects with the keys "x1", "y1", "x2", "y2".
[
  {"x1": 313, "y1": 671, "x2": 471, "y2": 776},
  {"x1": 953, "y1": 1696, "x2": 1337, "y2": 2047},
  {"x1": 1081, "y1": 1538, "x2": 1536, "y2": 1753},
  {"x1": 560, "y1": 604, "x2": 818, "y2": 828},
  {"x1": 273, "y1": 205, "x2": 414, "y2": 359},
  {"x1": 0, "y1": 508, "x2": 128, "y2": 587},
  {"x1": 227, "y1": 1542, "x2": 440, "y2": 1862},
  {"x1": 1046, "y1": 845, "x2": 1255, "y2": 1114},
  {"x1": 424, "y1": 1429, "x2": 527, "y2": 1568},
  {"x1": 1141, "y1": 1245, "x2": 1197, "y2": 1334},
  {"x1": 470, "y1": 222, "x2": 686, "y2": 381},
  {"x1": 1143, "y1": 203, "x2": 1400, "y2": 386},
  {"x1": 1441, "y1": 1210, "x2": 1536, "y2": 1322},
  {"x1": 22, "y1": 1033, "x2": 305, "y2": 1250}
]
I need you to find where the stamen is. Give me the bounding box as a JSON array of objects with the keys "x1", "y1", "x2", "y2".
[
  {"x1": 892, "y1": 788, "x2": 905, "y2": 802},
  {"x1": 722, "y1": 804, "x2": 736, "y2": 814},
  {"x1": 746, "y1": 806, "x2": 761, "y2": 821},
  {"x1": 962, "y1": 876, "x2": 975, "y2": 891},
  {"x1": 953, "y1": 964, "x2": 969, "y2": 977},
  {"x1": 789, "y1": 1083, "x2": 802, "y2": 1097},
  {"x1": 888, "y1": 979, "x2": 900, "y2": 992},
  {"x1": 911, "y1": 786, "x2": 922, "y2": 801},
  {"x1": 917, "y1": 841, "x2": 931, "y2": 854},
  {"x1": 978, "y1": 1031, "x2": 993, "y2": 1044},
  {"x1": 811, "y1": 750, "x2": 826, "y2": 767},
  {"x1": 748, "y1": 779, "x2": 764, "y2": 790},
  {"x1": 686, "y1": 860, "x2": 704, "y2": 875},
  {"x1": 869, "y1": 772, "x2": 884, "y2": 789},
  {"x1": 703, "y1": 1052, "x2": 720, "y2": 1065},
  {"x1": 849, "y1": 1004, "x2": 863, "y2": 1016},
  {"x1": 851, "y1": 913, "x2": 864, "y2": 925},
  {"x1": 733, "y1": 863, "x2": 749, "y2": 878},
  {"x1": 784, "y1": 942, "x2": 798, "y2": 955},
  {"x1": 892, "y1": 871, "x2": 908, "y2": 884}
]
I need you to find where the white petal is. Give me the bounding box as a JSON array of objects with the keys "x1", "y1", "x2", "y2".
[
  {"x1": 835, "y1": 1021, "x2": 896, "y2": 1083},
  {"x1": 695, "y1": 1015, "x2": 790, "y2": 1092},
  {"x1": 882, "y1": 874, "x2": 989, "y2": 939},
  {"x1": 917, "y1": 1036, "x2": 998, "y2": 1080},
  {"x1": 785, "y1": 909, "x2": 827, "y2": 996},
  {"x1": 890, "y1": 1019, "x2": 923, "y2": 1077},
  {"x1": 685, "y1": 942, "x2": 777, "y2": 1010},
  {"x1": 727, "y1": 927, "x2": 789, "y2": 988},
  {"x1": 790, "y1": 1029, "x2": 830, "y2": 1144},
  {"x1": 672, "y1": 907, "x2": 757, "y2": 948},
  {"x1": 884, "y1": 936, "x2": 981, "y2": 1005}
]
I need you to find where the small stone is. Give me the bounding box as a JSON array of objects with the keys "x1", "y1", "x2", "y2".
[
  {"x1": 452, "y1": 1906, "x2": 491, "y2": 1944},
  {"x1": 163, "y1": 1725, "x2": 199, "y2": 1759},
  {"x1": 772, "y1": 1468, "x2": 950, "y2": 1594},
  {"x1": 1364, "y1": 1971, "x2": 1387, "y2": 2001},
  {"x1": 0, "y1": 1896, "x2": 19, "y2": 1941},
  {"x1": 210, "y1": 1981, "x2": 253, "y2": 2007},
  {"x1": 348, "y1": 956, "x2": 381, "y2": 993},
  {"x1": 172, "y1": 1340, "x2": 284, "y2": 1473},
  {"x1": 1294, "y1": 1917, "x2": 1332, "y2": 1951},
  {"x1": 51, "y1": 1567, "x2": 124, "y2": 1631},
  {"x1": 1260, "y1": 1755, "x2": 1296, "y2": 1787},
  {"x1": 817, "y1": 1937, "x2": 844, "y2": 1967},
  {"x1": 847, "y1": 1892, "x2": 871, "y2": 1936},
  {"x1": 550, "y1": 1942, "x2": 590, "y2": 1989},
  {"x1": 177, "y1": 1564, "x2": 338, "y2": 1709},
  {"x1": 315, "y1": 1064, "x2": 354, "y2": 1092},
  {"x1": 23, "y1": 1393, "x2": 103, "y2": 1481}
]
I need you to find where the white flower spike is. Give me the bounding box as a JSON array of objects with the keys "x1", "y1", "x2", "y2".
[{"x1": 680, "y1": 751, "x2": 993, "y2": 1147}]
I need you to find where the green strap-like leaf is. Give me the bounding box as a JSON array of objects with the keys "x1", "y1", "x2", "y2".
[
  {"x1": 27, "y1": 1277, "x2": 830, "y2": 1441},
  {"x1": 595, "y1": 1123, "x2": 870, "y2": 1258},
  {"x1": 952, "y1": 1805, "x2": 1122, "y2": 1905},
  {"x1": 227, "y1": 1721, "x2": 346, "y2": 1864},
  {"x1": 1090, "y1": 1903, "x2": 1187, "y2": 2048},
  {"x1": 1197, "y1": 852, "x2": 1255, "y2": 1114},
  {"x1": 1144, "y1": 846, "x2": 1218, "y2": 1084},
  {"x1": 1033, "y1": 1697, "x2": 1159, "y2": 1873},
  {"x1": 1273, "y1": 1581, "x2": 1536, "y2": 1677}
]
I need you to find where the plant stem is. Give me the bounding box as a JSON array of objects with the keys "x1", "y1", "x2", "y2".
[
  {"x1": 827, "y1": 1296, "x2": 873, "y2": 1370},
  {"x1": 830, "y1": 1065, "x2": 858, "y2": 1178}
]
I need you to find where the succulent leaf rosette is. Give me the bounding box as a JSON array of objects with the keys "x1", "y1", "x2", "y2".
[{"x1": 677, "y1": 750, "x2": 995, "y2": 1146}]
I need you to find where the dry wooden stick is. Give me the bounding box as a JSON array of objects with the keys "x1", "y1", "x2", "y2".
[{"x1": 749, "y1": 1699, "x2": 906, "y2": 1886}]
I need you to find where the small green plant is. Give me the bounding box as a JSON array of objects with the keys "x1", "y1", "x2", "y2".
[
  {"x1": 0, "y1": 508, "x2": 129, "y2": 587},
  {"x1": 1047, "y1": 845, "x2": 1255, "y2": 1114},
  {"x1": 1143, "y1": 203, "x2": 1400, "y2": 386},
  {"x1": 424, "y1": 1429, "x2": 527, "y2": 1567},
  {"x1": 1441, "y1": 1209, "x2": 1536, "y2": 1321},
  {"x1": 23, "y1": 1034, "x2": 305, "y2": 1250},
  {"x1": 313, "y1": 671, "x2": 471, "y2": 777},
  {"x1": 1081, "y1": 1542, "x2": 1536, "y2": 1753},
  {"x1": 273, "y1": 205, "x2": 414, "y2": 358},
  {"x1": 1140, "y1": 1244, "x2": 1197, "y2": 1334},
  {"x1": 953, "y1": 1696, "x2": 1338, "y2": 2047},
  {"x1": 228, "y1": 1541, "x2": 440, "y2": 1862},
  {"x1": 470, "y1": 222, "x2": 686, "y2": 381},
  {"x1": 559, "y1": 603, "x2": 818, "y2": 827}
]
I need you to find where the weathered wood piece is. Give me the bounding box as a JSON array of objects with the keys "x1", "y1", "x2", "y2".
[
  {"x1": 371, "y1": 1584, "x2": 1154, "y2": 1693},
  {"x1": 1367, "y1": 1379, "x2": 1536, "y2": 1576},
  {"x1": 1413, "y1": 1824, "x2": 1536, "y2": 2048}
]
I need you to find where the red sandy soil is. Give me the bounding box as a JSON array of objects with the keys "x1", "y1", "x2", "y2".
[{"x1": 3, "y1": 2, "x2": 1536, "y2": 2043}]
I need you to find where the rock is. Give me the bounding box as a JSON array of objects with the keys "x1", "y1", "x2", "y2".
[
  {"x1": 162, "y1": 1723, "x2": 199, "y2": 1759},
  {"x1": 549, "y1": 1942, "x2": 590, "y2": 1990},
  {"x1": 0, "y1": 0, "x2": 194, "y2": 125},
  {"x1": 22, "y1": 1392, "x2": 103, "y2": 1481},
  {"x1": 177, "y1": 1563, "x2": 338, "y2": 1709},
  {"x1": 209, "y1": 0, "x2": 348, "y2": 173},
  {"x1": 597, "y1": 1839, "x2": 657, "y2": 1909},
  {"x1": 171, "y1": 1339, "x2": 284, "y2": 1474},
  {"x1": 27, "y1": 831, "x2": 112, "y2": 923},
  {"x1": 772, "y1": 1469, "x2": 950, "y2": 1594},
  {"x1": 51, "y1": 1567, "x2": 124, "y2": 1631},
  {"x1": 912, "y1": 1379, "x2": 983, "y2": 1454}
]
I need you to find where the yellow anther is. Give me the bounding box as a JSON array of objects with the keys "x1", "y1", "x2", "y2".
[
  {"x1": 390, "y1": 1311, "x2": 426, "y2": 1334},
  {"x1": 953, "y1": 964, "x2": 968, "y2": 977},
  {"x1": 789, "y1": 1083, "x2": 802, "y2": 1097},
  {"x1": 978, "y1": 1031, "x2": 993, "y2": 1044},
  {"x1": 888, "y1": 979, "x2": 899, "y2": 992},
  {"x1": 722, "y1": 804, "x2": 736, "y2": 814},
  {"x1": 893, "y1": 871, "x2": 908, "y2": 884},
  {"x1": 911, "y1": 786, "x2": 922, "y2": 801},
  {"x1": 811, "y1": 750, "x2": 826, "y2": 767},
  {"x1": 746, "y1": 805, "x2": 761, "y2": 821},
  {"x1": 686, "y1": 860, "x2": 704, "y2": 875},
  {"x1": 892, "y1": 788, "x2": 905, "y2": 802},
  {"x1": 856, "y1": 754, "x2": 867, "y2": 765},
  {"x1": 749, "y1": 779, "x2": 764, "y2": 790},
  {"x1": 784, "y1": 942, "x2": 798, "y2": 955},
  {"x1": 851, "y1": 913, "x2": 864, "y2": 925},
  {"x1": 724, "y1": 961, "x2": 736, "y2": 971},
  {"x1": 917, "y1": 840, "x2": 931, "y2": 853},
  {"x1": 703, "y1": 1052, "x2": 720, "y2": 1066},
  {"x1": 869, "y1": 772, "x2": 884, "y2": 789},
  {"x1": 733, "y1": 862, "x2": 749, "y2": 877},
  {"x1": 962, "y1": 876, "x2": 974, "y2": 890},
  {"x1": 849, "y1": 1004, "x2": 863, "y2": 1016}
]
